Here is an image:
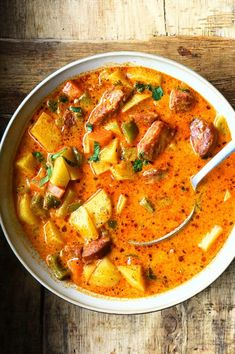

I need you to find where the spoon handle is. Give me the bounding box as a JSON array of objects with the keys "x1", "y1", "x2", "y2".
[{"x1": 191, "y1": 140, "x2": 235, "y2": 190}]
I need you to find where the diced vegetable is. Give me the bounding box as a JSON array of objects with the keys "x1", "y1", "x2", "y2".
[
  {"x1": 224, "y1": 189, "x2": 231, "y2": 202},
  {"x1": 55, "y1": 188, "x2": 78, "y2": 217},
  {"x1": 30, "y1": 112, "x2": 61, "y2": 152},
  {"x1": 127, "y1": 67, "x2": 161, "y2": 86},
  {"x1": 90, "y1": 161, "x2": 111, "y2": 175},
  {"x1": 67, "y1": 258, "x2": 83, "y2": 284},
  {"x1": 139, "y1": 197, "x2": 155, "y2": 213},
  {"x1": 117, "y1": 265, "x2": 145, "y2": 292},
  {"x1": 111, "y1": 161, "x2": 134, "y2": 180},
  {"x1": 30, "y1": 193, "x2": 47, "y2": 217},
  {"x1": 47, "y1": 254, "x2": 70, "y2": 280},
  {"x1": 198, "y1": 225, "x2": 223, "y2": 251},
  {"x1": 108, "y1": 219, "x2": 117, "y2": 229},
  {"x1": 43, "y1": 192, "x2": 61, "y2": 209},
  {"x1": 116, "y1": 194, "x2": 128, "y2": 214},
  {"x1": 121, "y1": 120, "x2": 139, "y2": 144},
  {"x1": 18, "y1": 194, "x2": 38, "y2": 225},
  {"x1": 44, "y1": 220, "x2": 64, "y2": 246},
  {"x1": 62, "y1": 80, "x2": 82, "y2": 99},
  {"x1": 47, "y1": 99, "x2": 58, "y2": 112},
  {"x1": 89, "y1": 257, "x2": 121, "y2": 287},
  {"x1": 86, "y1": 129, "x2": 114, "y2": 148},
  {"x1": 83, "y1": 262, "x2": 98, "y2": 283},
  {"x1": 99, "y1": 138, "x2": 119, "y2": 164},
  {"x1": 104, "y1": 120, "x2": 122, "y2": 136},
  {"x1": 15, "y1": 153, "x2": 37, "y2": 175},
  {"x1": 122, "y1": 93, "x2": 151, "y2": 113},
  {"x1": 50, "y1": 156, "x2": 70, "y2": 188},
  {"x1": 48, "y1": 182, "x2": 65, "y2": 199},
  {"x1": 88, "y1": 142, "x2": 101, "y2": 162},
  {"x1": 69, "y1": 205, "x2": 99, "y2": 241},
  {"x1": 29, "y1": 168, "x2": 47, "y2": 193},
  {"x1": 83, "y1": 133, "x2": 91, "y2": 154},
  {"x1": 121, "y1": 146, "x2": 137, "y2": 161},
  {"x1": 78, "y1": 92, "x2": 93, "y2": 110},
  {"x1": 214, "y1": 114, "x2": 229, "y2": 135},
  {"x1": 107, "y1": 69, "x2": 132, "y2": 88},
  {"x1": 84, "y1": 189, "x2": 112, "y2": 228}
]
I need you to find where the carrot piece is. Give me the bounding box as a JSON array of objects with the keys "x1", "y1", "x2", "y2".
[
  {"x1": 88, "y1": 129, "x2": 114, "y2": 148},
  {"x1": 48, "y1": 182, "x2": 65, "y2": 199},
  {"x1": 62, "y1": 80, "x2": 82, "y2": 99},
  {"x1": 67, "y1": 258, "x2": 83, "y2": 284}
]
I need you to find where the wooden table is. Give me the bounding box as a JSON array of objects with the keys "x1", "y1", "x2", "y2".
[{"x1": 1, "y1": 2, "x2": 235, "y2": 353}]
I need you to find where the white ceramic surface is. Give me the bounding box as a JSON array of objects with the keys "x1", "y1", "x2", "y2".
[{"x1": 0, "y1": 52, "x2": 235, "y2": 314}]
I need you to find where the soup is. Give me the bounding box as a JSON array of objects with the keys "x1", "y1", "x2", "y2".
[{"x1": 14, "y1": 66, "x2": 234, "y2": 298}]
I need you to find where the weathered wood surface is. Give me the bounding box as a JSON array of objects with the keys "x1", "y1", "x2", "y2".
[
  {"x1": 0, "y1": 37, "x2": 235, "y2": 354},
  {"x1": 1, "y1": 0, "x2": 235, "y2": 40}
]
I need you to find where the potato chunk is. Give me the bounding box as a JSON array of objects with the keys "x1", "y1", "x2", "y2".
[
  {"x1": 122, "y1": 93, "x2": 151, "y2": 113},
  {"x1": 30, "y1": 112, "x2": 61, "y2": 152},
  {"x1": 89, "y1": 257, "x2": 121, "y2": 287},
  {"x1": 117, "y1": 265, "x2": 145, "y2": 292},
  {"x1": 116, "y1": 194, "x2": 128, "y2": 214},
  {"x1": 18, "y1": 194, "x2": 38, "y2": 225},
  {"x1": 90, "y1": 161, "x2": 111, "y2": 175},
  {"x1": 16, "y1": 153, "x2": 37, "y2": 176},
  {"x1": 84, "y1": 189, "x2": 112, "y2": 228},
  {"x1": 198, "y1": 225, "x2": 223, "y2": 251},
  {"x1": 69, "y1": 206, "x2": 99, "y2": 241},
  {"x1": 50, "y1": 156, "x2": 70, "y2": 188},
  {"x1": 83, "y1": 262, "x2": 98, "y2": 283},
  {"x1": 44, "y1": 220, "x2": 64, "y2": 246},
  {"x1": 127, "y1": 67, "x2": 161, "y2": 86},
  {"x1": 104, "y1": 119, "x2": 122, "y2": 136},
  {"x1": 111, "y1": 161, "x2": 134, "y2": 180},
  {"x1": 99, "y1": 138, "x2": 119, "y2": 164}
]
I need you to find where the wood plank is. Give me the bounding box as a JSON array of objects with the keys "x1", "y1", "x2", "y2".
[
  {"x1": 0, "y1": 1, "x2": 234, "y2": 40},
  {"x1": 0, "y1": 37, "x2": 234, "y2": 354},
  {"x1": 0, "y1": 234, "x2": 42, "y2": 354}
]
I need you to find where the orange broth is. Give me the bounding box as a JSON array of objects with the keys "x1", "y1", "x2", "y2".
[{"x1": 14, "y1": 66, "x2": 235, "y2": 298}]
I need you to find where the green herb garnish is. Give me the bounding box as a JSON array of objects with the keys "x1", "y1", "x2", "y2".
[
  {"x1": 39, "y1": 166, "x2": 53, "y2": 187},
  {"x1": 32, "y1": 151, "x2": 46, "y2": 166},
  {"x1": 108, "y1": 220, "x2": 117, "y2": 229},
  {"x1": 135, "y1": 83, "x2": 146, "y2": 92},
  {"x1": 146, "y1": 267, "x2": 157, "y2": 280},
  {"x1": 69, "y1": 106, "x2": 83, "y2": 114},
  {"x1": 86, "y1": 123, "x2": 93, "y2": 132},
  {"x1": 47, "y1": 99, "x2": 58, "y2": 112},
  {"x1": 59, "y1": 95, "x2": 69, "y2": 103},
  {"x1": 88, "y1": 142, "x2": 101, "y2": 162},
  {"x1": 133, "y1": 159, "x2": 149, "y2": 172},
  {"x1": 152, "y1": 86, "x2": 164, "y2": 101},
  {"x1": 49, "y1": 148, "x2": 67, "y2": 162}
]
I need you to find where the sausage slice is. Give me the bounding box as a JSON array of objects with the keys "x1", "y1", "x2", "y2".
[
  {"x1": 190, "y1": 118, "x2": 218, "y2": 158},
  {"x1": 137, "y1": 120, "x2": 175, "y2": 161},
  {"x1": 82, "y1": 236, "x2": 112, "y2": 263},
  {"x1": 169, "y1": 88, "x2": 195, "y2": 112},
  {"x1": 129, "y1": 111, "x2": 158, "y2": 126},
  {"x1": 89, "y1": 88, "x2": 125, "y2": 124}
]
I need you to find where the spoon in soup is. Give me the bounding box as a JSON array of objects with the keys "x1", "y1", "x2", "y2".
[{"x1": 129, "y1": 139, "x2": 235, "y2": 246}]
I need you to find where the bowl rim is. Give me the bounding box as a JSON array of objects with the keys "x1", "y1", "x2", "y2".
[{"x1": 1, "y1": 51, "x2": 235, "y2": 314}]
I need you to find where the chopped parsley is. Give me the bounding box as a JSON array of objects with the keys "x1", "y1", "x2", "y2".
[
  {"x1": 47, "y1": 99, "x2": 58, "y2": 112},
  {"x1": 69, "y1": 106, "x2": 83, "y2": 114},
  {"x1": 86, "y1": 123, "x2": 93, "y2": 132},
  {"x1": 58, "y1": 95, "x2": 69, "y2": 103},
  {"x1": 133, "y1": 159, "x2": 149, "y2": 172},
  {"x1": 146, "y1": 267, "x2": 157, "y2": 280},
  {"x1": 152, "y1": 86, "x2": 164, "y2": 101},
  {"x1": 88, "y1": 142, "x2": 101, "y2": 162},
  {"x1": 49, "y1": 148, "x2": 67, "y2": 162},
  {"x1": 32, "y1": 151, "x2": 46, "y2": 166},
  {"x1": 39, "y1": 166, "x2": 53, "y2": 187},
  {"x1": 134, "y1": 83, "x2": 164, "y2": 101}
]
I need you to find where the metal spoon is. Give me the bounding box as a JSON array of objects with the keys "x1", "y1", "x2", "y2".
[{"x1": 129, "y1": 140, "x2": 235, "y2": 246}]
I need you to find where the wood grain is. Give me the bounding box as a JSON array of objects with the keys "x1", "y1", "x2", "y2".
[
  {"x1": 0, "y1": 0, "x2": 234, "y2": 40},
  {"x1": 0, "y1": 37, "x2": 234, "y2": 354}
]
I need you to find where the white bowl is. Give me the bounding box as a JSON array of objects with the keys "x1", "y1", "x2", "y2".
[{"x1": 0, "y1": 52, "x2": 235, "y2": 314}]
